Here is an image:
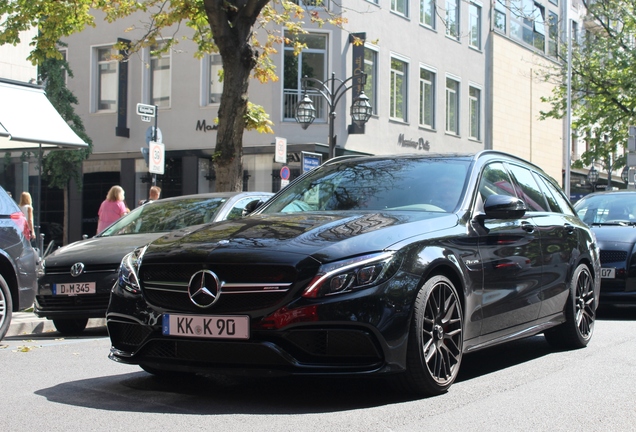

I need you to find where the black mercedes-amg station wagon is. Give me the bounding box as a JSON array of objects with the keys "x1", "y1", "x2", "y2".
[{"x1": 107, "y1": 151, "x2": 600, "y2": 396}]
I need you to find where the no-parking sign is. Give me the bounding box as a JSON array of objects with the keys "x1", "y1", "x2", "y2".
[{"x1": 149, "y1": 141, "x2": 165, "y2": 174}]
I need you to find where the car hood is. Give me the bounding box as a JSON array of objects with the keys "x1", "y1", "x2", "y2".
[
  {"x1": 143, "y1": 211, "x2": 459, "y2": 265},
  {"x1": 44, "y1": 233, "x2": 167, "y2": 267},
  {"x1": 591, "y1": 225, "x2": 636, "y2": 250}
]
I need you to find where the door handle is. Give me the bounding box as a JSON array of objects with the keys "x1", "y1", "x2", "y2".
[
  {"x1": 564, "y1": 223, "x2": 575, "y2": 234},
  {"x1": 521, "y1": 221, "x2": 535, "y2": 234}
]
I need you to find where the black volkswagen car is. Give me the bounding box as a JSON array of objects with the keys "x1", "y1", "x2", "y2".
[
  {"x1": 36, "y1": 191, "x2": 272, "y2": 334},
  {"x1": 108, "y1": 152, "x2": 600, "y2": 396}
]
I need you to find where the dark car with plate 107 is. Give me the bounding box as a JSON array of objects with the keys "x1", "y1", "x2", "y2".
[
  {"x1": 573, "y1": 190, "x2": 636, "y2": 306},
  {"x1": 35, "y1": 191, "x2": 272, "y2": 335},
  {"x1": 107, "y1": 151, "x2": 600, "y2": 397}
]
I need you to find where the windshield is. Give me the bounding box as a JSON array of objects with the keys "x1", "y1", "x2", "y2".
[
  {"x1": 574, "y1": 194, "x2": 636, "y2": 224},
  {"x1": 99, "y1": 197, "x2": 229, "y2": 236},
  {"x1": 262, "y1": 157, "x2": 471, "y2": 213}
]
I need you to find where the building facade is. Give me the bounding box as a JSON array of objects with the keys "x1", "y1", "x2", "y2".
[{"x1": 5, "y1": 0, "x2": 573, "y2": 245}]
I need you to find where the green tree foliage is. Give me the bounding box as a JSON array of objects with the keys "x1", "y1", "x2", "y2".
[
  {"x1": 39, "y1": 52, "x2": 93, "y2": 190},
  {"x1": 539, "y1": 0, "x2": 636, "y2": 174},
  {"x1": 0, "y1": 0, "x2": 346, "y2": 191}
]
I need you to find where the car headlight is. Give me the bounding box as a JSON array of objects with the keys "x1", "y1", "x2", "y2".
[
  {"x1": 302, "y1": 252, "x2": 400, "y2": 298},
  {"x1": 117, "y1": 245, "x2": 148, "y2": 294}
]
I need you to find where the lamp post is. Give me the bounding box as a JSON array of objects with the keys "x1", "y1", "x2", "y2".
[
  {"x1": 295, "y1": 72, "x2": 373, "y2": 160},
  {"x1": 588, "y1": 166, "x2": 599, "y2": 193}
]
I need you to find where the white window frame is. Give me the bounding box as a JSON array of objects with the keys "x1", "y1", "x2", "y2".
[
  {"x1": 391, "y1": 0, "x2": 409, "y2": 18},
  {"x1": 364, "y1": 46, "x2": 379, "y2": 115},
  {"x1": 91, "y1": 45, "x2": 118, "y2": 113},
  {"x1": 445, "y1": 75, "x2": 460, "y2": 135},
  {"x1": 468, "y1": 84, "x2": 481, "y2": 140},
  {"x1": 390, "y1": 54, "x2": 409, "y2": 122},
  {"x1": 445, "y1": 0, "x2": 460, "y2": 40},
  {"x1": 142, "y1": 39, "x2": 172, "y2": 108},
  {"x1": 420, "y1": 0, "x2": 436, "y2": 29},
  {"x1": 201, "y1": 53, "x2": 223, "y2": 106},
  {"x1": 282, "y1": 31, "x2": 329, "y2": 122},
  {"x1": 419, "y1": 65, "x2": 436, "y2": 129},
  {"x1": 469, "y1": 2, "x2": 482, "y2": 50}
]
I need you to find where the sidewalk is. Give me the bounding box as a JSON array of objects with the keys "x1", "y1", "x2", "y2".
[{"x1": 5, "y1": 312, "x2": 106, "y2": 338}]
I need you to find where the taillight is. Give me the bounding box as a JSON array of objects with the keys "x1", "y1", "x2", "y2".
[{"x1": 10, "y1": 211, "x2": 31, "y2": 240}]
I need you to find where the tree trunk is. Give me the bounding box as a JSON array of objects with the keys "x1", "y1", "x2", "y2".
[{"x1": 204, "y1": 0, "x2": 270, "y2": 192}]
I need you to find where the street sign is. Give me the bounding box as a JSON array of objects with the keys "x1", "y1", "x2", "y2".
[
  {"x1": 149, "y1": 141, "x2": 165, "y2": 174},
  {"x1": 141, "y1": 115, "x2": 152, "y2": 122},
  {"x1": 136, "y1": 103, "x2": 156, "y2": 117},
  {"x1": 301, "y1": 151, "x2": 322, "y2": 172},
  {"x1": 280, "y1": 166, "x2": 290, "y2": 181},
  {"x1": 275, "y1": 137, "x2": 287, "y2": 164}
]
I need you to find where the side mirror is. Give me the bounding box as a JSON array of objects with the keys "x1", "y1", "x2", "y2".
[
  {"x1": 482, "y1": 195, "x2": 527, "y2": 220},
  {"x1": 242, "y1": 199, "x2": 264, "y2": 217}
]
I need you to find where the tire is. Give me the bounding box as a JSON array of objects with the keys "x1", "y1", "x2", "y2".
[
  {"x1": 396, "y1": 275, "x2": 464, "y2": 396},
  {"x1": 0, "y1": 275, "x2": 13, "y2": 341},
  {"x1": 544, "y1": 264, "x2": 596, "y2": 350},
  {"x1": 53, "y1": 318, "x2": 88, "y2": 335}
]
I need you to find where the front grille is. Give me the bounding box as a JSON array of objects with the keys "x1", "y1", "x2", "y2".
[
  {"x1": 600, "y1": 250, "x2": 628, "y2": 264},
  {"x1": 45, "y1": 264, "x2": 118, "y2": 275},
  {"x1": 36, "y1": 293, "x2": 110, "y2": 311},
  {"x1": 140, "y1": 263, "x2": 298, "y2": 313}
]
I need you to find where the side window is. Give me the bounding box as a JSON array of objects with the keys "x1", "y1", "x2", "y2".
[
  {"x1": 536, "y1": 175, "x2": 576, "y2": 216},
  {"x1": 477, "y1": 162, "x2": 516, "y2": 211},
  {"x1": 506, "y1": 164, "x2": 548, "y2": 211}
]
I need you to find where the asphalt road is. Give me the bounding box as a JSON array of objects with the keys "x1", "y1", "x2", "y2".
[{"x1": 1, "y1": 306, "x2": 635, "y2": 432}]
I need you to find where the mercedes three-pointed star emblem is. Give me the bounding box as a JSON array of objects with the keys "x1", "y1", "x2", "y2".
[{"x1": 187, "y1": 270, "x2": 221, "y2": 308}]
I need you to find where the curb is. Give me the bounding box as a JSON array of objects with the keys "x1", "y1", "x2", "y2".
[{"x1": 6, "y1": 312, "x2": 106, "y2": 338}]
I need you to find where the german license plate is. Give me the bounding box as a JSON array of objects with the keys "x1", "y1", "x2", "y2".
[
  {"x1": 162, "y1": 314, "x2": 250, "y2": 340},
  {"x1": 53, "y1": 282, "x2": 96, "y2": 295},
  {"x1": 601, "y1": 268, "x2": 615, "y2": 279}
]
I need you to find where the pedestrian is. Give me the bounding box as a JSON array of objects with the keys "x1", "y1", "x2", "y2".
[
  {"x1": 18, "y1": 192, "x2": 35, "y2": 240},
  {"x1": 138, "y1": 185, "x2": 161, "y2": 206},
  {"x1": 97, "y1": 185, "x2": 129, "y2": 234}
]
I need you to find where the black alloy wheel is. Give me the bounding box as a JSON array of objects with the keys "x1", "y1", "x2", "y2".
[
  {"x1": 398, "y1": 275, "x2": 464, "y2": 396},
  {"x1": 0, "y1": 274, "x2": 12, "y2": 341},
  {"x1": 53, "y1": 318, "x2": 89, "y2": 335},
  {"x1": 544, "y1": 263, "x2": 596, "y2": 349}
]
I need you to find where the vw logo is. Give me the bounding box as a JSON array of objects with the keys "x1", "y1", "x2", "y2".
[
  {"x1": 70, "y1": 262, "x2": 85, "y2": 277},
  {"x1": 188, "y1": 270, "x2": 221, "y2": 308}
]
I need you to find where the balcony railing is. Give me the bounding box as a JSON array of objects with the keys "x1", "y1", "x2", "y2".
[{"x1": 283, "y1": 89, "x2": 326, "y2": 122}]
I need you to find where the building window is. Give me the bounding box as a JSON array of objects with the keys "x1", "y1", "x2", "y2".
[
  {"x1": 149, "y1": 40, "x2": 171, "y2": 108},
  {"x1": 445, "y1": 77, "x2": 459, "y2": 134},
  {"x1": 93, "y1": 46, "x2": 117, "y2": 112},
  {"x1": 364, "y1": 47, "x2": 378, "y2": 115},
  {"x1": 205, "y1": 54, "x2": 223, "y2": 105},
  {"x1": 547, "y1": 11, "x2": 558, "y2": 57},
  {"x1": 445, "y1": 0, "x2": 459, "y2": 39},
  {"x1": 469, "y1": 3, "x2": 482, "y2": 49},
  {"x1": 420, "y1": 0, "x2": 435, "y2": 29},
  {"x1": 494, "y1": 0, "x2": 507, "y2": 33},
  {"x1": 511, "y1": 0, "x2": 546, "y2": 53},
  {"x1": 419, "y1": 67, "x2": 435, "y2": 129},
  {"x1": 391, "y1": 0, "x2": 408, "y2": 17},
  {"x1": 390, "y1": 56, "x2": 408, "y2": 122},
  {"x1": 469, "y1": 86, "x2": 481, "y2": 140},
  {"x1": 283, "y1": 32, "x2": 328, "y2": 121}
]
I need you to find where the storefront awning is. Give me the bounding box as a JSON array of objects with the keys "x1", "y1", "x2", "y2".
[{"x1": 0, "y1": 78, "x2": 88, "y2": 151}]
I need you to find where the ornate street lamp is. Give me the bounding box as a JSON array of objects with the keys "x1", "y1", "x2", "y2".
[
  {"x1": 588, "y1": 166, "x2": 599, "y2": 192},
  {"x1": 295, "y1": 72, "x2": 372, "y2": 159}
]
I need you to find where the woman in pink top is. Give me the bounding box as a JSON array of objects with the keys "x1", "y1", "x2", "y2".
[{"x1": 97, "y1": 185, "x2": 129, "y2": 233}]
